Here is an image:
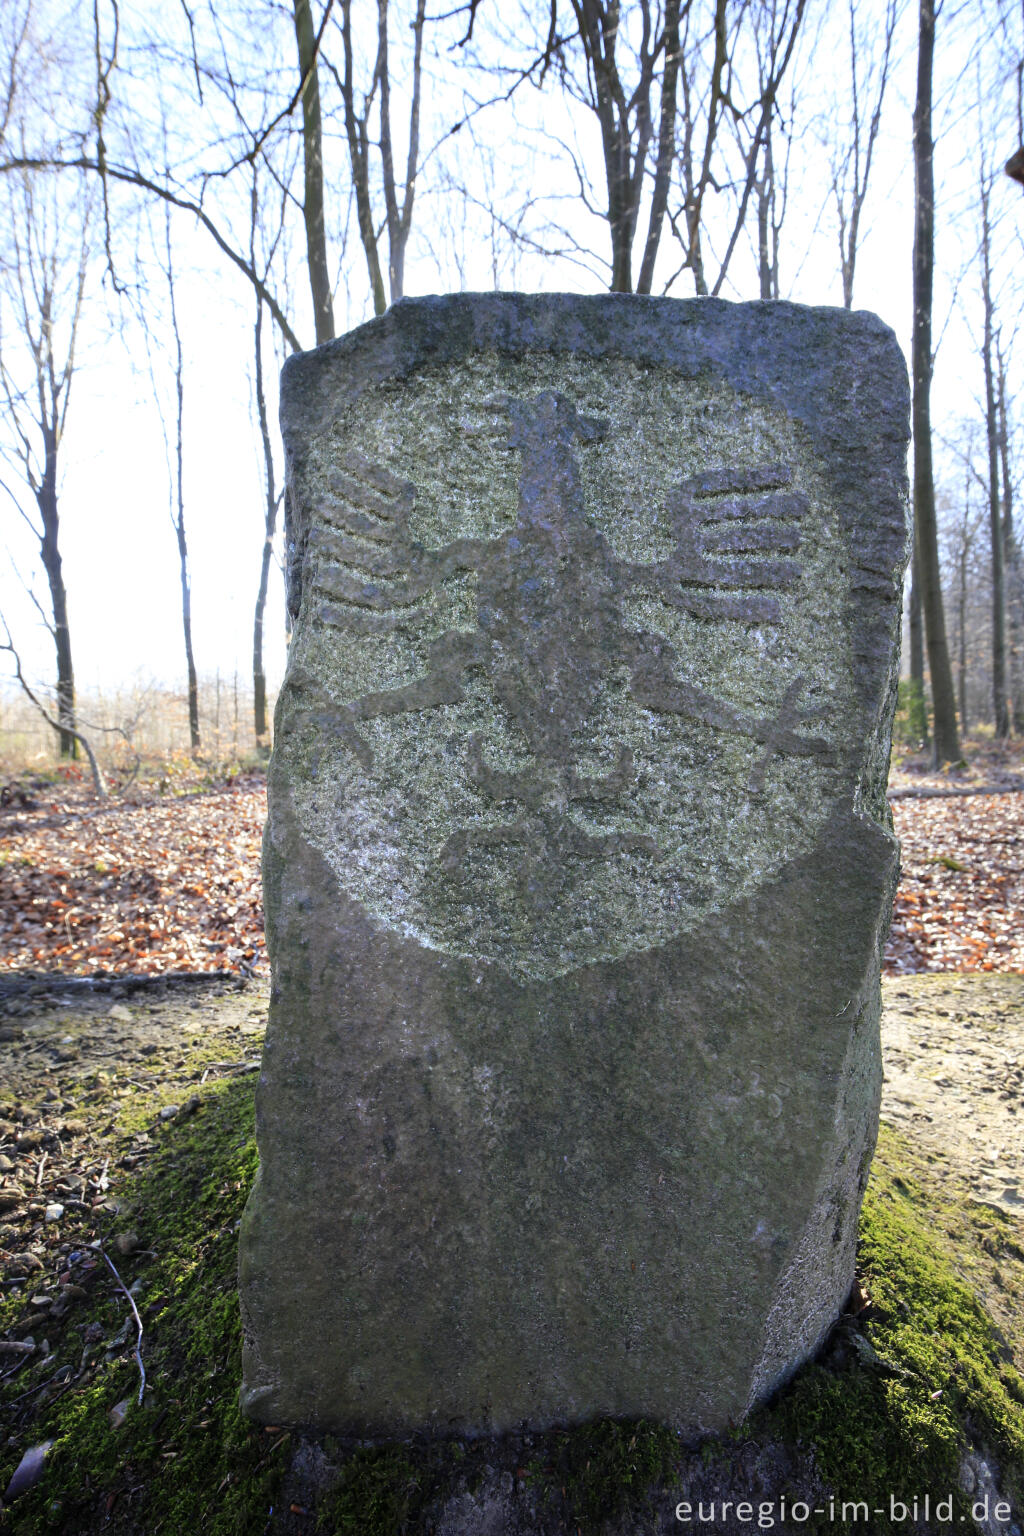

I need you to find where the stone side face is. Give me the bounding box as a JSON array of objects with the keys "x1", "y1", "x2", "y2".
[{"x1": 238, "y1": 294, "x2": 910, "y2": 1437}]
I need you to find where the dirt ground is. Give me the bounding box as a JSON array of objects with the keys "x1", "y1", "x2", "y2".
[
  {"x1": 0, "y1": 971, "x2": 1022, "y2": 1535},
  {"x1": 879, "y1": 973, "x2": 1024, "y2": 1218},
  {"x1": 0, "y1": 974, "x2": 267, "y2": 1090},
  {"x1": 0, "y1": 976, "x2": 267, "y2": 1273},
  {"x1": 0, "y1": 970, "x2": 1019, "y2": 1250}
]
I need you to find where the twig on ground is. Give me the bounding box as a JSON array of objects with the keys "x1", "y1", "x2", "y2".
[
  {"x1": 0, "y1": 1342, "x2": 36, "y2": 1385},
  {"x1": 8, "y1": 1365, "x2": 74, "y2": 1404},
  {"x1": 98, "y1": 1246, "x2": 147, "y2": 1406}
]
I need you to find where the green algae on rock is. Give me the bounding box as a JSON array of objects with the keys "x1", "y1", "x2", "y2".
[{"x1": 239, "y1": 294, "x2": 910, "y2": 1439}]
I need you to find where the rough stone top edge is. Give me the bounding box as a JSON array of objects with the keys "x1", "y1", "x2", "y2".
[{"x1": 280, "y1": 292, "x2": 910, "y2": 448}]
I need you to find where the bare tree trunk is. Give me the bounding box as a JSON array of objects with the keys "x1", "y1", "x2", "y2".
[
  {"x1": 757, "y1": 128, "x2": 773, "y2": 300},
  {"x1": 252, "y1": 293, "x2": 279, "y2": 753},
  {"x1": 636, "y1": 0, "x2": 681, "y2": 295},
  {"x1": 36, "y1": 421, "x2": 77, "y2": 757},
  {"x1": 996, "y1": 341, "x2": 1023, "y2": 731},
  {"x1": 337, "y1": 0, "x2": 428, "y2": 313},
  {"x1": 569, "y1": 0, "x2": 651, "y2": 293},
  {"x1": 0, "y1": 176, "x2": 89, "y2": 763},
  {"x1": 681, "y1": 0, "x2": 728, "y2": 295},
  {"x1": 1, "y1": 620, "x2": 105, "y2": 795},
  {"x1": 293, "y1": 0, "x2": 335, "y2": 343},
  {"x1": 755, "y1": 107, "x2": 782, "y2": 302},
  {"x1": 164, "y1": 210, "x2": 200, "y2": 754},
  {"x1": 576, "y1": 0, "x2": 800, "y2": 299},
  {"x1": 909, "y1": 551, "x2": 925, "y2": 686},
  {"x1": 339, "y1": 0, "x2": 388, "y2": 316},
  {"x1": 833, "y1": 0, "x2": 896, "y2": 311},
  {"x1": 957, "y1": 461, "x2": 971, "y2": 735},
  {"x1": 563, "y1": 0, "x2": 688, "y2": 294},
  {"x1": 958, "y1": 538, "x2": 968, "y2": 735},
  {"x1": 708, "y1": 0, "x2": 807, "y2": 300},
  {"x1": 174, "y1": 389, "x2": 200, "y2": 755},
  {"x1": 980, "y1": 172, "x2": 1009, "y2": 737},
  {"x1": 908, "y1": 545, "x2": 929, "y2": 745},
  {"x1": 378, "y1": 0, "x2": 426, "y2": 302},
  {"x1": 912, "y1": 0, "x2": 959, "y2": 765}
]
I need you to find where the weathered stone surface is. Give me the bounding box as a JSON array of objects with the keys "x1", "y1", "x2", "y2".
[{"x1": 238, "y1": 294, "x2": 910, "y2": 1438}]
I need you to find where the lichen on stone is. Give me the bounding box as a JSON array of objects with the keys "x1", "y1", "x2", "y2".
[{"x1": 284, "y1": 352, "x2": 860, "y2": 980}]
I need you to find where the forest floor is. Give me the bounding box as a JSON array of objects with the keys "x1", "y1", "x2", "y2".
[
  {"x1": 0, "y1": 971, "x2": 1018, "y2": 1378},
  {"x1": 0, "y1": 741, "x2": 1021, "y2": 1529},
  {"x1": 0, "y1": 976, "x2": 1021, "y2": 1532},
  {"x1": 0, "y1": 737, "x2": 1022, "y2": 981}
]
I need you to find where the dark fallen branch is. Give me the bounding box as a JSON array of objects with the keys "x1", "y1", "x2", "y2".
[
  {"x1": 0, "y1": 970, "x2": 251, "y2": 1002},
  {"x1": 887, "y1": 781, "x2": 1024, "y2": 800}
]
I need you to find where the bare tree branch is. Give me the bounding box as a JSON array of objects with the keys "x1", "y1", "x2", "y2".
[
  {"x1": 92, "y1": 0, "x2": 125, "y2": 293},
  {"x1": 0, "y1": 615, "x2": 107, "y2": 795},
  {"x1": 292, "y1": 0, "x2": 335, "y2": 341},
  {"x1": 203, "y1": 0, "x2": 336, "y2": 181},
  {"x1": 0, "y1": 154, "x2": 303, "y2": 352}
]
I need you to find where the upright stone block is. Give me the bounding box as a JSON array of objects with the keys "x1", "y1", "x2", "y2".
[{"x1": 239, "y1": 295, "x2": 910, "y2": 1436}]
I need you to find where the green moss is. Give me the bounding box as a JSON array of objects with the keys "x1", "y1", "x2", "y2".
[
  {"x1": 1, "y1": 1076, "x2": 285, "y2": 1535},
  {"x1": 528, "y1": 1418, "x2": 680, "y2": 1526},
  {"x1": 313, "y1": 1419, "x2": 679, "y2": 1535},
  {"x1": 927, "y1": 853, "x2": 969, "y2": 872},
  {"x1": 761, "y1": 1124, "x2": 1024, "y2": 1528},
  {"x1": 316, "y1": 1445, "x2": 423, "y2": 1535},
  {"x1": 4, "y1": 1086, "x2": 1020, "y2": 1536}
]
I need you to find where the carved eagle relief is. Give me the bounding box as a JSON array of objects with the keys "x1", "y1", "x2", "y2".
[{"x1": 287, "y1": 375, "x2": 850, "y2": 979}]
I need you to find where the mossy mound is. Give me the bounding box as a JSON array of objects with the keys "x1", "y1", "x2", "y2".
[
  {"x1": 765, "y1": 1125, "x2": 1024, "y2": 1528},
  {"x1": 2, "y1": 1064, "x2": 1021, "y2": 1535},
  {"x1": 1, "y1": 1074, "x2": 284, "y2": 1535}
]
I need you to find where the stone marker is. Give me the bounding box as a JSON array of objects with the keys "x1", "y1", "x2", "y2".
[{"x1": 238, "y1": 294, "x2": 910, "y2": 1438}]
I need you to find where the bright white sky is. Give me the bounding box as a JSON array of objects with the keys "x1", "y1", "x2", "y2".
[{"x1": 0, "y1": 0, "x2": 1019, "y2": 722}]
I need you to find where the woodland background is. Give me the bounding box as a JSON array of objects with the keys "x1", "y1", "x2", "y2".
[{"x1": 0, "y1": 0, "x2": 1021, "y2": 773}]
